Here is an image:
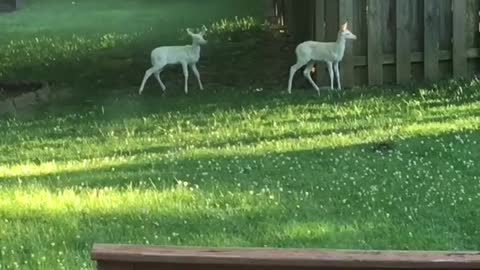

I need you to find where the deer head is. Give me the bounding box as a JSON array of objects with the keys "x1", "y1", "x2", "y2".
[
  {"x1": 339, "y1": 22, "x2": 357, "y2": 40},
  {"x1": 187, "y1": 25, "x2": 208, "y2": 45}
]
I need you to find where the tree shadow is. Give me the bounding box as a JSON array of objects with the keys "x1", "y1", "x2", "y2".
[
  {"x1": 1, "y1": 94, "x2": 479, "y2": 166},
  {"x1": 2, "y1": 130, "x2": 479, "y2": 191}
]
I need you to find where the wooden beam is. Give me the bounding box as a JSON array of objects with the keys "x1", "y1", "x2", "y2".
[
  {"x1": 92, "y1": 244, "x2": 480, "y2": 270},
  {"x1": 353, "y1": 48, "x2": 480, "y2": 67}
]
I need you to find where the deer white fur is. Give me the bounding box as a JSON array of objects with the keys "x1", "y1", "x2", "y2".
[
  {"x1": 139, "y1": 26, "x2": 208, "y2": 95},
  {"x1": 287, "y1": 22, "x2": 357, "y2": 95}
]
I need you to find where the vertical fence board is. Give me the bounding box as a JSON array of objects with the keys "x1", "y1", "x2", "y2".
[
  {"x1": 285, "y1": 0, "x2": 294, "y2": 37},
  {"x1": 309, "y1": 0, "x2": 316, "y2": 40},
  {"x1": 325, "y1": 0, "x2": 339, "y2": 41},
  {"x1": 424, "y1": 0, "x2": 440, "y2": 81},
  {"x1": 314, "y1": 0, "x2": 326, "y2": 41},
  {"x1": 410, "y1": 0, "x2": 424, "y2": 81},
  {"x1": 453, "y1": 0, "x2": 467, "y2": 77},
  {"x1": 367, "y1": 0, "x2": 383, "y2": 85},
  {"x1": 339, "y1": 0, "x2": 355, "y2": 88},
  {"x1": 353, "y1": 0, "x2": 367, "y2": 56},
  {"x1": 466, "y1": 0, "x2": 479, "y2": 76},
  {"x1": 265, "y1": 0, "x2": 275, "y2": 18},
  {"x1": 396, "y1": 0, "x2": 411, "y2": 83},
  {"x1": 279, "y1": 0, "x2": 286, "y2": 25},
  {"x1": 410, "y1": 0, "x2": 423, "y2": 53},
  {"x1": 439, "y1": 0, "x2": 453, "y2": 51},
  {"x1": 382, "y1": 0, "x2": 396, "y2": 54},
  {"x1": 466, "y1": 0, "x2": 479, "y2": 48},
  {"x1": 382, "y1": 0, "x2": 396, "y2": 82},
  {"x1": 292, "y1": 1, "x2": 312, "y2": 42},
  {"x1": 353, "y1": 0, "x2": 367, "y2": 86},
  {"x1": 314, "y1": 0, "x2": 328, "y2": 85}
]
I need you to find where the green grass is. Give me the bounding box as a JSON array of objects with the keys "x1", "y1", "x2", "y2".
[
  {"x1": 1, "y1": 0, "x2": 263, "y2": 39},
  {"x1": 0, "y1": 0, "x2": 266, "y2": 86},
  {"x1": 1, "y1": 79, "x2": 480, "y2": 269},
  {"x1": 2, "y1": 0, "x2": 480, "y2": 269}
]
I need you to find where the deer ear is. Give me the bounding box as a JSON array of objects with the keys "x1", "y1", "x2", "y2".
[
  {"x1": 186, "y1": 28, "x2": 194, "y2": 36},
  {"x1": 200, "y1": 25, "x2": 207, "y2": 35},
  {"x1": 342, "y1": 22, "x2": 348, "y2": 31}
]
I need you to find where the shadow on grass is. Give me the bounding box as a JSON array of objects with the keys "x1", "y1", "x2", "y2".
[
  {"x1": 1, "y1": 130, "x2": 479, "y2": 191},
  {"x1": 2, "y1": 179, "x2": 479, "y2": 260},
  {"x1": 1, "y1": 95, "x2": 479, "y2": 165}
]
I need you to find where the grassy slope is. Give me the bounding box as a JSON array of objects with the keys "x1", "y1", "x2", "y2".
[
  {"x1": 0, "y1": 0, "x2": 267, "y2": 88},
  {"x1": 1, "y1": 81, "x2": 480, "y2": 269},
  {"x1": 1, "y1": 0, "x2": 263, "y2": 39}
]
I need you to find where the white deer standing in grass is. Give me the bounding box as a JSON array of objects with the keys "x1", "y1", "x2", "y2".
[
  {"x1": 139, "y1": 26, "x2": 208, "y2": 95},
  {"x1": 287, "y1": 22, "x2": 357, "y2": 95}
]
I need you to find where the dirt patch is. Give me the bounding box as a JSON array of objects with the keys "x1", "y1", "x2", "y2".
[
  {"x1": 0, "y1": 81, "x2": 43, "y2": 100},
  {"x1": 0, "y1": 81, "x2": 51, "y2": 116}
]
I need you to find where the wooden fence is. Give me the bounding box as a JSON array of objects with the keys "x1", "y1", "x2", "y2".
[
  {"x1": 91, "y1": 244, "x2": 480, "y2": 270},
  {"x1": 268, "y1": 0, "x2": 480, "y2": 88}
]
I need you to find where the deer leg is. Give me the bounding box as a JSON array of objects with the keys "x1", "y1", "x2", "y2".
[
  {"x1": 190, "y1": 64, "x2": 204, "y2": 90},
  {"x1": 334, "y1": 62, "x2": 341, "y2": 90},
  {"x1": 154, "y1": 68, "x2": 166, "y2": 92},
  {"x1": 139, "y1": 66, "x2": 161, "y2": 95},
  {"x1": 181, "y1": 62, "x2": 189, "y2": 94},
  {"x1": 288, "y1": 60, "x2": 307, "y2": 94},
  {"x1": 303, "y1": 62, "x2": 320, "y2": 95},
  {"x1": 326, "y1": 61, "x2": 334, "y2": 90}
]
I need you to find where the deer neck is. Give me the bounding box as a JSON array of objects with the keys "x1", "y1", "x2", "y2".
[
  {"x1": 335, "y1": 34, "x2": 347, "y2": 59},
  {"x1": 191, "y1": 42, "x2": 202, "y2": 54},
  {"x1": 186, "y1": 42, "x2": 202, "y2": 62}
]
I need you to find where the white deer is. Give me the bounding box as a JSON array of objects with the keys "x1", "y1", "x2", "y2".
[
  {"x1": 139, "y1": 26, "x2": 208, "y2": 95},
  {"x1": 287, "y1": 22, "x2": 357, "y2": 95}
]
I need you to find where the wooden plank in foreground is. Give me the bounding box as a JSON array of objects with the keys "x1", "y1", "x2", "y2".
[{"x1": 92, "y1": 244, "x2": 480, "y2": 270}]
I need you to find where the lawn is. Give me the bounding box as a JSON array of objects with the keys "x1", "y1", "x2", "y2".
[
  {"x1": 0, "y1": 0, "x2": 268, "y2": 88},
  {"x1": 1, "y1": 1, "x2": 480, "y2": 270},
  {"x1": 2, "y1": 81, "x2": 480, "y2": 269}
]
